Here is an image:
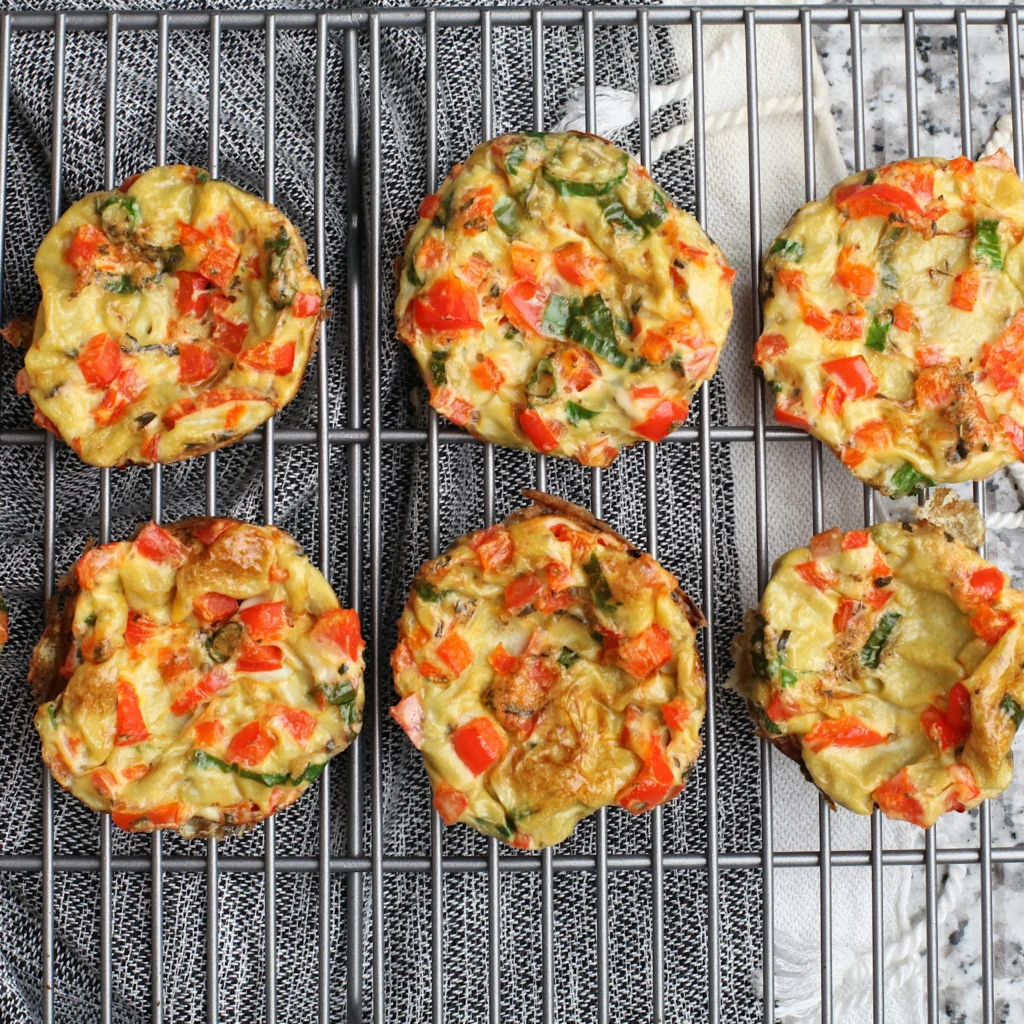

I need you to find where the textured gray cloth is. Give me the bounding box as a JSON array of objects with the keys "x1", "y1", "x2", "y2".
[{"x1": 0, "y1": 2, "x2": 761, "y2": 1021}]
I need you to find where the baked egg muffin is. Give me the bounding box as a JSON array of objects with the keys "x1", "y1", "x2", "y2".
[
  {"x1": 389, "y1": 491, "x2": 706, "y2": 850},
  {"x1": 30, "y1": 517, "x2": 363, "y2": 837},
  {"x1": 395, "y1": 132, "x2": 735, "y2": 467},
  {"x1": 757, "y1": 151, "x2": 1024, "y2": 496},
  {"x1": 728, "y1": 502, "x2": 1024, "y2": 827},
  {"x1": 20, "y1": 165, "x2": 322, "y2": 467}
]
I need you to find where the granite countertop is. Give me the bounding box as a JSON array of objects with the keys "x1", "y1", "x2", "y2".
[{"x1": 810, "y1": 11, "x2": 1024, "y2": 1022}]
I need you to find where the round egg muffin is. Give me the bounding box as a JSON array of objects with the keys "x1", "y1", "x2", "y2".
[
  {"x1": 757, "y1": 151, "x2": 1024, "y2": 496},
  {"x1": 395, "y1": 132, "x2": 735, "y2": 467},
  {"x1": 389, "y1": 491, "x2": 706, "y2": 850},
  {"x1": 21, "y1": 165, "x2": 322, "y2": 467},
  {"x1": 728, "y1": 505, "x2": 1024, "y2": 827},
  {"x1": 30, "y1": 517, "x2": 363, "y2": 837}
]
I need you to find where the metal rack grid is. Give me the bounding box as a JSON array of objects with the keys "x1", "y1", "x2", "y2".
[{"x1": 0, "y1": 4, "x2": 1021, "y2": 1023}]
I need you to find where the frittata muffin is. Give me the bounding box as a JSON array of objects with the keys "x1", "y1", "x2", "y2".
[
  {"x1": 389, "y1": 491, "x2": 706, "y2": 849},
  {"x1": 396, "y1": 132, "x2": 735, "y2": 467},
  {"x1": 30, "y1": 518, "x2": 363, "y2": 837},
  {"x1": 20, "y1": 165, "x2": 322, "y2": 467},
  {"x1": 757, "y1": 151, "x2": 1024, "y2": 496},
  {"x1": 728, "y1": 501, "x2": 1024, "y2": 827}
]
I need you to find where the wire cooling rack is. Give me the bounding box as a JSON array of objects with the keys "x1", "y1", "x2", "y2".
[{"x1": 0, "y1": 4, "x2": 1022, "y2": 1023}]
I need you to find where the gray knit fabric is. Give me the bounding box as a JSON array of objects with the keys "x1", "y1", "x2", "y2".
[{"x1": 0, "y1": 2, "x2": 761, "y2": 1021}]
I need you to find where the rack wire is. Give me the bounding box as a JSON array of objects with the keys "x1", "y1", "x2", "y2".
[{"x1": 0, "y1": 5, "x2": 1022, "y2": 1022}]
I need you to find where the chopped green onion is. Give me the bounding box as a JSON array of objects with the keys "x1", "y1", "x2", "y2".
[
  {"x1": 566, "y1": 401, "x2": 599, "y2": 426},
  {"x1": 751, "y1": 702, "x2": 781, "y2": 736},
  {"x1": 527, "y1": 357, "x2": 556, "y2": 399},
  {"x1": 861, "y1": 611, "x2": 901, "y2": 668},
  {"x1": 583, "y1": 553, "x2": 618, "y2": 613},
  {"x1": 888, "y1": 463, "x2": 934, "y2": 498},
  {"x1": 1000, "y1": 693, "x2": 1024, "y2": 730},
  {"x1": 541, "y1": 294, "x2": 570, "y2": 338},
  {"x1": 865, "y1": 316, "x2": 891, "y2": 352},
  {"x1": 558, "y1": 647, "x2": 580, "y2": 669},
  {"x1": 566, "y1": 294, "x2": 627, "y2": 368},
  {"x1": 975, "y1": 218, "x2": 1003, "y2": 271},
  {"x1": 768, "y1": 237, "x2": 804, "y2": 262},
  {"x1": 779, "y1": 668, "x2": 798, "y2": 688},
  {"x1": 429, "y1": 350, "x2": 449, "y2": 386},
  {"x1": 493, "y1": 196, "x2": 520, "y2": 235},
  {"x1": 750, "y1": 628, "x2": 770, "y2": 679},
  {"x1": 414, "y1": 580, "x2": 441, "y2": 602},
  {"x1": 504, "y1": 144, "x2": 527, "y2": 177}
]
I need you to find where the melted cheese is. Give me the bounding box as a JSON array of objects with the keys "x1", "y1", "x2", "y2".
[
  {"x1": 757, "y1": 152, "x2": 1024, "y2": 495},
  {"x1": 390, "y1": 498, "x2": 705, "y2": 850},
  {"x1": 34, "y1": 518, "x2": 364, "y2": 837},
  {"x1": 395, "y1": 132, "x2": 734, "y2": 467},
  {"x1": 728, "y1": 520, "x2": 1024, "y2": 826},
  {"x1": 25, "y1": 165, "x2": 322, "y2": 467}
]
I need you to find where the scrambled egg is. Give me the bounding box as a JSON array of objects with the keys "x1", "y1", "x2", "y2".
[
  {"x1": 729, "y1": 516, "x2": 1024, "y2": 827},
  {"x1": 757, "y1": 151, "x2": 1024, "y2": 496},
  {"x1": 31, "y1": 518, "x2": 364, "y2": 838},
  {"x1": 396, "y1": 132, "x2": 735, "y2": 467},
  {"x1": 389, "y1": 492, "x2": 705, "y2": 850},
  {"x1": 22, "y1": 165, "x2": 322, "y2": 467}
]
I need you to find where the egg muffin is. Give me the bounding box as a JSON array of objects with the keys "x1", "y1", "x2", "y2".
[
  {"x1": 30, "y1": 517, "x2": 363, "y2": 837},
  {"x1": 21, "y1": 165, "x2": 322, "y2": 467},
  {"x1": 728, "y1": 504, "x2": 1024, "y2": 827},
  {"x1": 389, "y1": 491, "x2": 706, "y2": 850},
  {"x1": 756, "y1": 151, "x2": 1024, "y2": 496},
  {"x1": 395, "y1": 132, "x2": 735, "y2": 467}
]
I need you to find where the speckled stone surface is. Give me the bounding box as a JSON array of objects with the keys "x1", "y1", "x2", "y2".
[{"x1": 807, "y1": 7, "x2": 1024, "y2": 1022}]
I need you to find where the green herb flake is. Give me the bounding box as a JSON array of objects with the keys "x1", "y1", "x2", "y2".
[
  {"x1": 429, "y1": 350, "x2": 449, "y2": 386},
  {"x1": 583, "y1": 553, "x2": 618, "y2": 613},
  {"x1": 889, "y1": 463, "x2": 934, "y2": 498},
  {"x1": 493, "y1": 195, "x2": 520, "y2": 236},
  {"x1": 566, "y1": 293, "x2": 627, "y2": 368},
  {"x1": 975, "y1": 218, "x2": 1003, "y2": 271},
  {"x1": 239, "y1": 767, "x2": 291, "y2": 787},
  {"x1": 504, "y1": 144, "x2": 527, "y2": 178},
  {"x1": 865, "y1": 315, "x2": 891, "y2": 352},
  {"x1": 526, "y1": 357, "x2": 556, "y2": 400},
  {"x1": 750, "y1": 628, "x2": 770, "y2": 679},
  {"x1": 557, "y1": 647, "x2": 580, "y2": 669},
  {"x1": 104, "y1": 274, "x2": 138, "y2": 294},
  {"x1": 768, "y1": 237, "x2": 804, "y2": 262},
  {"x1": 779, "y1": 667, "x2": 798, "y2": 688},
  {"x1": 295, "y1": 762, "x2": 327, "y2": 785},
  {"x1": 566, "y1": 401, "x2": 599, "y2": 427},
  {"x1": 1000, "y1": 693, "x2": 1024, "y2": 730},
  {"x1": 861, "y1": 611, "x2": 902, "y2": 669},
  {"x1": 192, "y1": 750, "x2": 233, "y2": 774},
  {"x1": 415, "y1": 579, "x2": 441, "y2": 602},
  {"x1": 196, "y1": 170, "x2": 211, "y2": 183},
  {"x1": 769, "y1": 381, "x2": 783, "y2": 395},
  {"x1": 541, "y1": 294, "x2": 570, "y2": 338},
  {"x1": 264, "y1": 229, "x2": 291, "y2": 257}
]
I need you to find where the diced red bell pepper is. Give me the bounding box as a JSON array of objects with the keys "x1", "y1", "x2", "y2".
[
  {"x1": 238, "y1": 601, "x2": 289, "y2": 642},
  {"x1": 634, "y1": 399, "x2": 689, "y2": 442},
  {"x1": 618, "y1": 735, "x2": 674, "y2": 815},
  {"x1": 272, "y1": 704, "x2": 316, "y2": 743},
  {"x1": 873, "y1": 767, "x2": 925, "y2": 826},
  {"x1": 810, "y1": 527, "x2": 842, "y2": 559},
  {"x1": 310, "y1": 608, "x2": 364, "y2": 661},
  {"x1": 432, "y1": 386, "x2": 475, "y2": 427},
  {"x1": 178, "y1": 343, "x2": 219, "y2": 384},
  {"x1": 969, "y1": 605, "x2": 1013, "y2": 645},
  {"x1": 833, "y1": 246, "x2": 877, "y2": 296},
  {"x1": 66, "y1": 223, "x2": 109, "y2": 270},
  {"x1": 545, "y1": 562, "x2": 573, "y2": 592},
  {"x1": 115, "y1": 680, "x2": 150, "y2": 745},
  {"x1": 238, "y1": 339, "x2": 296, "y2": 375},
  {"x1": 236, "y1": 639, "x2": 284, "y2": 673},
  {"x1": 192, "y1": 592, "x2": 239, "y2": 625},
  {"x1": 470, "y1": 356, "x2": 505, "y2": 392},
  {"x1": 775, "y1": 266, "x2": 807, "y2": 292},
  {"x1": 949, "y1": 268, "x2": 980, "y2": 312},
  {"x1": 765, "y1": 691, "x2": 798, "y2": 722},
  {"x1": 841, "y1": 419, "x2": 892, "y2": 467},
  {"x1": 134, "y1": 522, "x2": 188, "y2": 564},
  {"x1": 501, "y1": 279, "x2": 548, "y2": 336},
  {"x1": 452, "y1": 716, "x2": 507, "y2": 776},
  {"x1": 432, "y1": 781, "x2": 469, "y2": 825},
  {"x1": 194, "y1": 719, "x2": 224, "y2": 749},
  {"x1": 418, "y1": 193, "x2": 441, "y2": 220},
  {"x1": 519, "y1": 408, "x2": 560, "y2": 453},
  {"x1": 753, "y1": 333, "x2": 788, "y2": 365},
  {"x1": 193, "y1": 519, "x2": 232, "y2": 547},
  {"x1": 773, "y1": 400, "x2": 812, "y2": 430},
  {"x1": 967, "y1": 566, "x2": 1004, "y2": 603},
  {"x1": 436, "y1": 630, "x2": 474, "y2": 678},
  {"x1": 468, "y1": 524, "x2": 513, "y2": 571},
  {"x1": 178, "y1": 220, "x2": 210, "y2": 248},
  {"x1": 982, "y1": 311, "x2": 1024, "y2": 391},
  {"x1": 662, "y1": 697, "x2": 690, "y2": 732},
  {"x1": 390, "y1": 693, "x2": 425, "y2": 749},
  {"x1": 553, "y1": 242, "x2": 604, "y2": 287},
  {"x1": 212, "y1": 317, "x2": 248, "y2": 355},
  {"x1": 112, "y1": 803, "x2": 185, "y2": 831},
  {"x1": 834, "y1": 182, "x2": 927, "y2": 227},
  {"x1": 893, "y1": 302, "x2": 916, "y2": 332},
  {"x1": 509, "y1": 240, "x2": 543, "y2": 282},
  {"x1": 174, "y1": 270, "x2": 211, "y2": 317},
  {"x1": 504, "y1": 573, "x2": 544, "y2": 615},
  {"x1": 199, "y1": 244, "x2": 239, "y2": 289},
  {"x1": 76, "y1": 543, "x2": 120, "y2": 589},
  {"x1": 293, "y1": 292, "x2": 321, "y2": 318},
  {"x1": 171, "y1": 667, "x2": 230, "y2": 716},
  {"x1": 864, "y1": 587, "x2": 893, "y2": 611},
  {"x1": 833, "y1": 598, "x2": 857, "y2": 633},
  {"x1": 227, "y1": 721, "x2": 277, "y2": 767},
  {"x1": 559, "y1": 347, "x2": 600, "y2": 392},
  {"x1": 488, "y1": 643, "x2": 519, "y2": 676},
  {"x1": 842, "y1": 530, "x2": 870, "y2": 550},
  {"x1": 803, "y1": 716, "x2": 887, "y2": 753},
  {"x1": 794, "y1": 560, "x2": 837, "y2": 592},
  {"x1": 821, "y1": 355, "x2": 878, "y2": 401},
  {"x1": 125, "y1": 611, "x2": 159, "y2": 649},
  {"x1": 614, "y1": 624, "x2": 673, "y2": 680},
  {"x1": 78, "y1": 333, "x2": 122, "y2": 389},
  {"x1": 1000, "y1": 414, "x2": 1024, "y2": 459},
  {"x1": 921, "y1": 681, "x2": 971, "y2": 750},
  {"x1": 414, "y1": 276, "x2": 483, "y2": 333}
]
